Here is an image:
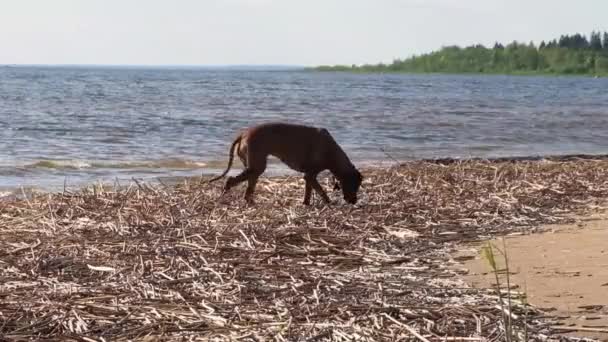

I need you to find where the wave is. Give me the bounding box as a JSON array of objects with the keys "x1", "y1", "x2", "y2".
[
  {"x1": 25, "y1": 158, "x2": 212, "y2": 171},
  {"x1": 0, "y1": 190, "x2": 14, "y2": 198},
  {"x1": 20, "y1": 155, "x2": 293, "y2": 171},
  {"x1": 0, "y1": 186, "x2": 45, "y2": 201},
  {"x1": 30, "y1": 160, "x2": 93, "y2": 170}
]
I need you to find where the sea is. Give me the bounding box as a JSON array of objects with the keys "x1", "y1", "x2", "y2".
[{"x1": 1, "y1": 65, "x2": 607, "y2": 194}]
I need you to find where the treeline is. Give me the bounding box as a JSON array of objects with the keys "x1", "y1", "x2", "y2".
[{"x1": 314, "y1": 32, "x2": 608, "y2": 76}]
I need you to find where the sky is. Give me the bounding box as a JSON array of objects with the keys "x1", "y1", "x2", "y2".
[{"x1": 0, "y1": 0, "x2": 606, "y2": 66}]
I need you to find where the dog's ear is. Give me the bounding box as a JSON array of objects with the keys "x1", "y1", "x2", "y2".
[{"x1": 333, "y1": 182, "x2": 341, "y2": 191}]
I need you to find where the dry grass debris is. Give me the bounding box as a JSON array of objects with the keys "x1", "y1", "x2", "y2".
[{"x1": 2, "y1": 156, "x2": 608, "y2": 341}]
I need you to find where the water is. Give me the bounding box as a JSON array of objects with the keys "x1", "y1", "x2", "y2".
[{"x1": 1, "y1": 65, "x2": 607, "y2": 192}]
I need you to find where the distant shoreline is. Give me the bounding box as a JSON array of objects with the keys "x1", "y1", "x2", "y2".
[
  {"x1": 4, "y1": 64, "x2": 604, "y2": 77},
  {"x1": 311, "y1": 32, "x2": 608, "y2": 78},
  {"x1": 306, "y1": 68, "x2": 605, "y2": 78}
]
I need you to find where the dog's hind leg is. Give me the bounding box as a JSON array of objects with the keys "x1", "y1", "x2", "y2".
[
  {"x1": 242, "y1": 152, "x2": 267, "y2": 204},
  {"x1": 244, "y1": 172, "x2": 262, "y2": 204},
  {"x1": 223, "y1": 169, "x2": 251, "y2": 194}
]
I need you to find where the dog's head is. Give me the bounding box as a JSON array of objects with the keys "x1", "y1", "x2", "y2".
[{"x1": 335, "y1": 170, "x2": 363, "y2": 204}]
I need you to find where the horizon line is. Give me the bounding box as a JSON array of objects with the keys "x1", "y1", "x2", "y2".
[{"x1": 1, "y1": 63, "x2": 310, "y2": 68}]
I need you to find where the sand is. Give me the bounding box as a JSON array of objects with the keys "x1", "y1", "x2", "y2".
[{"x1": 454, "y1": 212, "x2": 608, "y2": 340}]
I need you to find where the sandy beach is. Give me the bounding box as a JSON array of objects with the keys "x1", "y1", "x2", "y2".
[
  {"x1": 2, "y1": 157, "x2": 608, "y2": 341},
  {"x1": 455, "y1": 212, "x2": 608, "y2": 340}
]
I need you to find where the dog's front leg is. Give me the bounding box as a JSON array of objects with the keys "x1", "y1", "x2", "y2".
[
  {"x1": 305, "y1": 173, "x2": 330, "y2": 205},
  {"x1": 303, "y1": 178, "x2": 313, "y2": 205}
]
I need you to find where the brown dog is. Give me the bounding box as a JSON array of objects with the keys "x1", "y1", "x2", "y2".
[{"x1": 206, "y1": 122, "x2": 363, "y2": 205}]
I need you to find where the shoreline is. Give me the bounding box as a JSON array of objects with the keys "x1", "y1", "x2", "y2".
[
  {"x1": 3, "y1": 152, "x2": 608, "y2": 198},
  {"x1": 307, "y1": 68, "x2": 607, "y2": 78}
]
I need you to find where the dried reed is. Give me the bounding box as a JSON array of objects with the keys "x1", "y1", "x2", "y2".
[{"x1": 1, "y1": 156, "x2": 608, "y2": 341}]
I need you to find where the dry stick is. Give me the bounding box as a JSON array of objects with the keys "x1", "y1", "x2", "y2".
[
  {"x1": 20, "y1": 186, "x2": 33, "y2": 208},
  {"x1": 131, "y1": 177, "x2": 148, "y2": 194},
  {"x1": 382, "y1": 313, "x2": 431, "y2": 342},
  {"x1": 502, "y1": 237, "x2": 514, "y2": 341},
  {"x1": 0, "y1": 303, "x2": 26, "y2": 333},
  {"x1": 8, "y1": 239, "x2": 41, "y2": 255},
  {"x1": 380, "y1": 147, "x2": 401, "y2": 166},
  {"x1": 47, "y1": 195, "x2": 58, "y2": 233},
  {"x1": 551, "y1": 326, "x2": 608, "y2": 333},
  {"x1": 198, "y1": 168, "x2": 210, "y2": 186},
  {"x1": 436, "y1": 338, "x2": 486, "y2": 341},
  {"x1": 304, "y1": 329, "x2": 332, "y2": 342}
]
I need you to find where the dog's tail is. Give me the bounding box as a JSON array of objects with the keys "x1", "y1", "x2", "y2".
[{"x1": 204, "y1": 134, "x2": 242, "y2": 184}]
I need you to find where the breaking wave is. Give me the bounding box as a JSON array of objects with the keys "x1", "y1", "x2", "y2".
[{"x1": 25, "y1": 159, "x2": 212, "y2": 170}]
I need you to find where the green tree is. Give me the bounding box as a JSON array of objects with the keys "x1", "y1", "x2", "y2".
[
  {"x1": 590, "y1": 31, "x2": 602, "y2": 50},
  {"x1": 558, "y1": 35, "x2": 569, "y2": 48},
  {"x1": 572, "y1": 33, "x2": 589, "y2": 49},
  {"x1": 312, "y1": 32, "x2": 608, "y2": 76}
]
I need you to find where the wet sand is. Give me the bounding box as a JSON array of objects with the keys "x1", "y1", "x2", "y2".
[{"x1": 454, "y1": 212, "x2": 608, "y2": 340}]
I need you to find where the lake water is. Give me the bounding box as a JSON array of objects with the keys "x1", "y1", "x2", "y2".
[{"x1": 1, "y1": 65, "x2": 607, "y2": 192}]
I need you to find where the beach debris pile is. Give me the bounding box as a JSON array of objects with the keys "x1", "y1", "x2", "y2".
[{"x1": 1, "y1": 156, "x2": 608, "y2": 341}]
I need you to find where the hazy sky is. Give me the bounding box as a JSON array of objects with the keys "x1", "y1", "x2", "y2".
[{"x1": 1, "y1": 0, "x2": 606, "y2": 66}]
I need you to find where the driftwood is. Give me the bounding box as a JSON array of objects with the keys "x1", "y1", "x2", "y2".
[{"x1": 1, "y1": 157, "x2": 608, "y2": 341}]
